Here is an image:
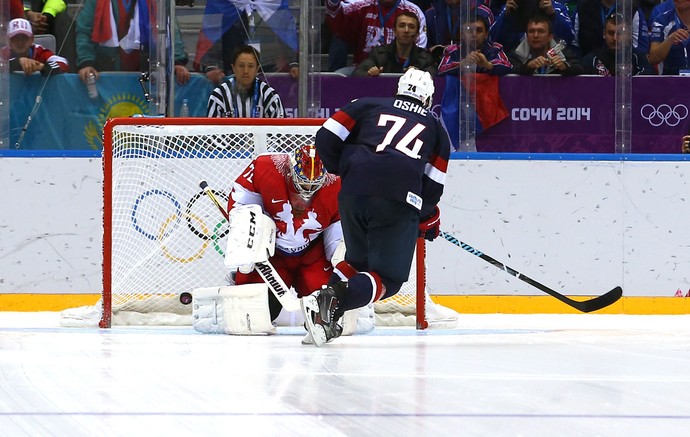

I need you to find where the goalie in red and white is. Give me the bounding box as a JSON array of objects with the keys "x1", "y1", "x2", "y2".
[
  {"x1": 193, "y1": 144, "x2": 372, "y2": 336},
  {"x1": 228, "y1": 144, "x2": 342, "y2": 319}
]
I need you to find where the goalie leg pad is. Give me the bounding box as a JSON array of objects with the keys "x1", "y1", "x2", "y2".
[
  {"x1": 341, "y1": 304, "x2": 375, "y2": 336},
  {"x1": 192, "y1": 284, "x2": 275, "y2": 335}
]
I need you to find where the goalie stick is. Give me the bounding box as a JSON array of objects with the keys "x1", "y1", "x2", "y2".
[
  {"x1": 439, "y1": 231, "x2": 622, "y2": 313},
  {"x1": 198, "y1": 180, "x2": 301, "y2": 312}
]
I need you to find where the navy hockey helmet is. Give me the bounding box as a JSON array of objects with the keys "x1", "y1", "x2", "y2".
[
  {"x1": 396, "y1": 68, "x2": 435, "y2": 109},
  {"x1": 290, "y1": 144, "x2": 326, "y2": 199}
]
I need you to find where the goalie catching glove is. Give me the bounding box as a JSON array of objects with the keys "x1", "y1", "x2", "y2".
[{"x1": 418, "y1": 206, "x2": 440, "y2": 241}]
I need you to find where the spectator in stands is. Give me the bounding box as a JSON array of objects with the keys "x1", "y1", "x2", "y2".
[
  {"x1": 563, "y1": 0, "x2": 578, "y2": 19},
  {"x1": 193, "y1": 0, "x2": 299, "y2": 85},
  {"x1": 75, "y1": 0, "x2": 190, "y2": 89},
  {"x1": 648, "y1": 0, "x2": 690, "y2": 75},
  {"x1": 353, "y1": 12, "x2": 437, "y2": 77},
  {"x1": 490, "y1": 0, "x2": 575, "y2": 54},
  {"x1": 641, "y1": 0, "x2": 667, "y2": 28},
  {"x1": 10, "y1": 0, "x2": 25, "y2": 19},
  {"x1": 207, "y1": 45, "x2": 285, "y2": 118},
  {"x1": 3, "y1": 17, "x2": 69, "y2": 76},
  {"x1": 438, "y1": 15, "x2": 512, "y2": 148},
  {"x1": 582, "y1": 13, "x2": 655, "y2": 75},
  {"x1": 489, "y1": 0, "x2": 577, "y2": 18},
  {"x1": 24, "y1": 0, "x2": 66, "y2": 36},
  {"x1": 24, "y1": 1, "x2": 77, "y2": 73},
  {"x1": 438, "y1": 14, "x2": 512, "y2": 75},
  {"x1": 491, "y1": 0, "x2": 576, "y2": 19},
  {"x1": 427, "y1": 1, "x2": 496, "y2": 64},
  {"x1": 574, "y1": 0, "x2": 651, "y2": 56},
  {"x1": 426, "y1": 0, "x2": 495, "y2": 52},
  {"x1": 508, "y1": 14, "x2": 583, "y2": 74},
  {"x1": 489, "y1": 0, "x2": 506, "y2": 16},
  {"x1": 325, "y1": 0, "x2": 428, "y2": 67}
]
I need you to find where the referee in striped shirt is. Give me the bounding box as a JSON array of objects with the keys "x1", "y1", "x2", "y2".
[{"x1": 207, "y1": 45, "x2": 285, "y2": 118}]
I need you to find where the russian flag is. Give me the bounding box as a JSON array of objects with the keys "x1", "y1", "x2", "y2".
[{"x1": 440, "y1": 73, "x2": 508, "y2": 150}]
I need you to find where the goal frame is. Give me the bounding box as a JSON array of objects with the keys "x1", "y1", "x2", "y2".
[{"x1": 101, "y1": 117, "x2": 430, "y2": 329}]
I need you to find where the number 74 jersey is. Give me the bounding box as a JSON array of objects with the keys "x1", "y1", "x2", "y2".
[{"x1": 315, "y1": 96, "x2": 451, "y2": 218}]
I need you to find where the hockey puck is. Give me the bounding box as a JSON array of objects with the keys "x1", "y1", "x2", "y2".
[{"x1": 179, "y1": 292, "x2": 193, "y2": 305}]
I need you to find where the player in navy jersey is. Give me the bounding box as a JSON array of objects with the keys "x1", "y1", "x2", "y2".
[{"x1": 303, "y1": 68, "x2": 451, "y2": 346}]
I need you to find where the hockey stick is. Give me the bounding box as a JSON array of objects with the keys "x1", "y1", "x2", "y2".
[
  {"x1": 199, "y1": 180, "x2": 300, "y2": 312},
  {"x1": 439, "y1": 231, "x2": 622, "y2": 313}
]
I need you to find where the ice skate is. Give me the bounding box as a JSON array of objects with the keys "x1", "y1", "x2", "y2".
[
  {"x1": 301, "y1": 331, "x2": 314, "y2": 345},
  {"x1": 300, "y1": 285, "x2": 344, "y2": 347}
]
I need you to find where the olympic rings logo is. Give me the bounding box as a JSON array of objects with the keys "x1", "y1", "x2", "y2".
[
  {"x1": 640, "y1": 104, "x2": 689, "y2": 127},
  {"x1": 130, "y1": 188, "x2": 229, "y2": 263}
]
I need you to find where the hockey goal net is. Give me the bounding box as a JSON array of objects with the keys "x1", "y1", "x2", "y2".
[{"x1": 87, "y1": 117, "x2": 457, "y2": 329}]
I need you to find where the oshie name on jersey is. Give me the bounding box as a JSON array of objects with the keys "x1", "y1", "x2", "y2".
[{"x1": 393, "y1": 99, "x2": 427, "y2": 116}]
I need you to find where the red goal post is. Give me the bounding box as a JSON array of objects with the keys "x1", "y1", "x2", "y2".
[{"x1": 100, "y1": 117, "x2": 457, "y2": 329}]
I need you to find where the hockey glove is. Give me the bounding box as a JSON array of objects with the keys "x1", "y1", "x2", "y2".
[{"x1": 418, "y1": 206, "x2": 441, "y2": 241}]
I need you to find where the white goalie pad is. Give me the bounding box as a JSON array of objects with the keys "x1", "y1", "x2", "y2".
[
  {"x1": 341, "y1": 304, "x2": 375, "y2": 336},
  {"x1": 224, "y1": 204, "x2": 276, "y2": 270},
  {"x1": 192, "y1": 284, "x2": 275, "y2": 335}
]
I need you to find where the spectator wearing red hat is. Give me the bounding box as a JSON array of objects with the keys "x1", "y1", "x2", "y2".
[{"x1": 3, "y1": 18, "x2": 70, "y2": 76}]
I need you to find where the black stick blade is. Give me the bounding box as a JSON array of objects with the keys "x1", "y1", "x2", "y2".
[{"x1": 574, "y1": 286, "x2": 623, "y2": 313}]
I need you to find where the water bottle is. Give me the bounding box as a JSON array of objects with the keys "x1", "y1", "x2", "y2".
[
  {"x1": 180, "y1": 99, "x2": 190, "y2": 117},
  {"x1": 545, "y1": 40, "x2": 567, "y2": 73},
  {"x1": 547, "y1": 40, "x2": 567, "y2": 61},
  {"x1": 86, "y1": 73, "x2": 98, "y2": 99}
]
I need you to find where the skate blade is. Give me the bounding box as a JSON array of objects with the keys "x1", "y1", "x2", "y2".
[
  {"x1": 300, "y1": 307, "x2": 314, "y2": 345},
  {"x1": 300, "y1": 296, "x2": 327, "y2": 347},
  {"x1": 301, "y1": 332, "x2": 314, "y2": 345}
]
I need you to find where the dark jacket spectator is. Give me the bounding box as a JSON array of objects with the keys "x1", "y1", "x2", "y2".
[
  {"x1": 325, "y1": 0, "x2": 428, "y2": 66},
  {"x1": 354, "y1": 11, "x2": 437, "y2": 77},
  {"x1": 490, "y1": 0, "x2": 575, "y2": 53},
  {"x1": 426, "y1": 0, "x2": 495, "y2": 49},
  {"x1": 509, "y1": 15, "x2": 583, "y2": 75},
  {"x1": 581, "y1": 13, "x2": 654, "y2": 76},
  {"x1": 575, "y1": 0, "x2": 650, "y2": 55}
]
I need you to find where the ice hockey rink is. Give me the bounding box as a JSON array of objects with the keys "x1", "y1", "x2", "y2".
[{"x1": 2, "y1": 312, "x2": 690, "y2": 436}]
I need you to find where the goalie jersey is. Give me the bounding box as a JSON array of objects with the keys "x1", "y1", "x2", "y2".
[
  {"x1": 227, "y1": 153, "x2": 342, "y2": 259},
  {"x1": 315, "y1": 96, "x2": 451, "y2": 219}
]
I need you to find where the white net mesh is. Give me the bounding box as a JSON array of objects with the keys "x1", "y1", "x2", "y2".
[{"x1": 76, "y1": 118, "x2": 457, "y2": 329}]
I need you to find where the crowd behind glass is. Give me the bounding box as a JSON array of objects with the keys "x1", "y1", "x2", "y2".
[{"x1": 2, "y1": 0, "x2": 690, "y2": 150}]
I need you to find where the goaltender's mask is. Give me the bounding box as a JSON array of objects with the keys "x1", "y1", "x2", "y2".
[{"x1": 290, "y1": 144, "x2": 326, "y2": 200}]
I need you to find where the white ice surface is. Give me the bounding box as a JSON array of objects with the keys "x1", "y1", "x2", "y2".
[{"x1": 1, "y1": 312, "x2": 690, "y2": 436}]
